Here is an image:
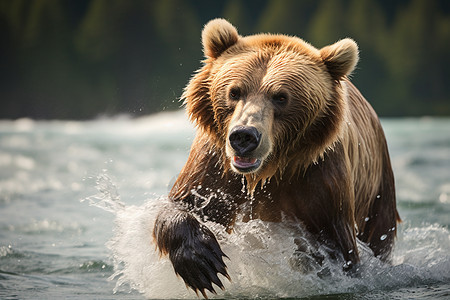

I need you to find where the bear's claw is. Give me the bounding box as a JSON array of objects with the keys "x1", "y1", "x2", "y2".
[{"x1": 167, "y1": 215, "x2": 230, "y2": 298}]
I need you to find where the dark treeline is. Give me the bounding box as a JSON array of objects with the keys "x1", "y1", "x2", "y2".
[{"x1": 1, "y1": 0, "x2": 449, "y2": 119}]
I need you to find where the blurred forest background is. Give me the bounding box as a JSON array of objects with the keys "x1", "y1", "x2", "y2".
[{"x1": 1, "y1": 0, "x2": 449, "y2": 119}]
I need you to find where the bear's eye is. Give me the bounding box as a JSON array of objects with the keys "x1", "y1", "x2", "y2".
[
  {"x1": 272, "y1": 92, "x2": 288, "y2": 106},
  {"x1": 229, "y1": 87, "x2": 241, "y2": 101}
]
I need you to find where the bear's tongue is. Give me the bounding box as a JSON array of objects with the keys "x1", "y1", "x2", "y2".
[{"x1": 233, "y1": 156, "x2": 257, "y2": 168}]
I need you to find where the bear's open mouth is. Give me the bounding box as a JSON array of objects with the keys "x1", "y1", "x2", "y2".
[{"x1": 232, "y1": 156, "x2": 261, "y2": 172}]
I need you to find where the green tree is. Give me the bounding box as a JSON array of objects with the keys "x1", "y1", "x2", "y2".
[
  {"x1": 385, "y1": 0, "x2": 448, "y2": 114},
  {"x1": 346, "y1": 0, "x2": 391, "y2": 112},
  {"x1": 1, "y1": 0, "x2": 449, "y2": 119},
  {"x1": 258, "y1": 0, "x2": 317, "y2": 38},
  {"x1": 308, "y1": 0, "x2": 347, "y2": 47}
]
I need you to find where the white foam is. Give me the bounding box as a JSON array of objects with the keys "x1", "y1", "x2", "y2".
[
  {"x1": 86, "y1": 174, "x2": 450, "y2": 298},
  {"x1": 107, "y1": 200, "x2": 191, "y2": 298}
]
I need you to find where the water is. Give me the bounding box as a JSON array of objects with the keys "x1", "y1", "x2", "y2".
[{"x1": 0, "y1": 111, "x2": 449, "y2": 299}]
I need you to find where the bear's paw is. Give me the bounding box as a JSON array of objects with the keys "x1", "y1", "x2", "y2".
[{"x1": 165, "y1": 213, "x2": 230, "y2": 297}]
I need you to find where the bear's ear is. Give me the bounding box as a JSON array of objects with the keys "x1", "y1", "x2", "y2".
[
  {"x1": 320, "y1": 38, "x2": 359, "y2": 80},
  {"x1": 202, "y1": 18, "x2": 239, "y2": 59}
]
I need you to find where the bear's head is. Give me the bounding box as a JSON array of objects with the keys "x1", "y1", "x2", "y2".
[{"x1": 183, "y1": 19, "x2": 358, "y2": 188}]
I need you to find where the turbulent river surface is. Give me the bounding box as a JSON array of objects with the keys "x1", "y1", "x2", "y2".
[{"x1": 1, "y1": 110, "x2": 449, "y2": 299}]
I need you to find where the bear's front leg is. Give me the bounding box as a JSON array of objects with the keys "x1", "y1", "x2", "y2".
[{"x1": 153, "y1": 208, "x2": 230, "y2": 297}]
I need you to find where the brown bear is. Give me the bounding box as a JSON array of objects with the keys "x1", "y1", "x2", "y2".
[{"x1": 153, "y1": 18, "x2": 400, "y2": 297}]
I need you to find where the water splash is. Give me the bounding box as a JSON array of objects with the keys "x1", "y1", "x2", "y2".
[
  {"x1": 82, "y1": 173, "x2": 125, "y2": 213},
  {"x1": 86, "y1": 175, "x2": 450, "y2": 299}
]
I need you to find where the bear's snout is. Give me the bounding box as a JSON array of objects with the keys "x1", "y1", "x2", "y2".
[{"x1": 229, "y1": 125, "x2": 261, "y2": 156}]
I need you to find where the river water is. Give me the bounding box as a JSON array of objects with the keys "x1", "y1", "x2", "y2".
[{"x1": 0, "y1": 111, "x2": 449, "y2": 299}]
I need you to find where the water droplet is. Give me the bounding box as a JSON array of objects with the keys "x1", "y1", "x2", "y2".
[
  {"x1": 348, "y1": 249, "x2": 353, "y2": 254},
  {"x1": 376, "y1": 195, "x2": 381, "y2": 199},
  {"x1": 364, "y1": 217, "x2": 369, "y2": 222},
  {"x1": 380, "y1": 234, "x2": 387, "y2": 241},
  {"x1": 343, "y1": 260, "x2": 352, "y2": 268},
  {"x1": 439, "y1": 193, "x2": 449, "y2": 203}
]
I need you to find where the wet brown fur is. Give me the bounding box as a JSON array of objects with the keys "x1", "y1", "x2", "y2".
[{"x1": 154, "y1": 19, "x2": 400, "y2": 296}]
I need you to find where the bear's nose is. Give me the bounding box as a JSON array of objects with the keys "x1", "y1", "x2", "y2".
[{"x1": 229, "y1": 126, "x2": 261, "y2": 156}]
